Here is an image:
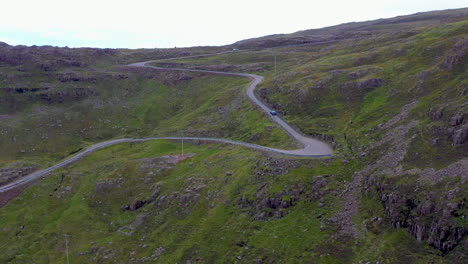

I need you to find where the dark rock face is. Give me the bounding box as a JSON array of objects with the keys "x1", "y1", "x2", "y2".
[
  {"x1": 251, "y1": 183, "x2": 305, "y2": 221},
  {"x1": 451, "y1": 125, "x2": 468, "y2": 145},
  {"x1": 122, "y1": 184, "x2": 161, "y2": 211},
  {"x1": 447, "y1": 112, "x2": 467, "y2": 145},
  {"x1": 428, "y1": 107, "x2": 444, "y2": 120},
  {"x1": 374, "y1": 176, "x2": 467, "y2": 254},
  {"x1": 439, "y1": 38, "x2": 468, "y2": 70},
  {"x1": 123, "y1": 200, "x2": 146, "y2": 211},
  {"x1": 450, "y1": 112, "x2": 465, "y2": 126}
]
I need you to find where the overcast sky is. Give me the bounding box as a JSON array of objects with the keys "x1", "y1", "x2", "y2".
[{"x1": 0, "y1": 0, "x2": 466, "y2": 49}]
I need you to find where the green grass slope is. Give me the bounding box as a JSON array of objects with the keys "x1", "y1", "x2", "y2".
[
  {"x1": 145, "y1": 11, "x2": 468, "y2": 262},
  {"x1": 0, "y1": 55, "x2": 294, "y2": 172},
  {"x1": 0, "y1": 140, "x2": 448, "y2": 263},
  {"x1": 0, "y1": 8, "x2": 467, "y2": 264}
]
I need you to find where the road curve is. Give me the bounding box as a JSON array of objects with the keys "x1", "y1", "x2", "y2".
[
  {"x1": 0, "y1": 52, "x2": 332, "y2": 193},
  {"x1": 129, "y1": 55, "x2": 333, "y2": 156}
]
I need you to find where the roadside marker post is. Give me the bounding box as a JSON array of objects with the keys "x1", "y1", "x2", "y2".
[
  {"x1": 64, "y1": 234, "x2": 70, "y2": 264},
  {"x1": 181, "y1": 131, "x2": 184, "y2": 156}
]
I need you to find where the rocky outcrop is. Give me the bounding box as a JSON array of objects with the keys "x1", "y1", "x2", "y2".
[
  {"x1": 56, "y1": 70, "x2": 97, "y2": 83},
  {"x1": 123, "y1": 200, "x2": 146, "y2": 211},
  {"x1": 122, "y1": 184, "x2": 161, "y2": 211},
  {"x1": 122, "y1": 155, "x2": 196, "y2": 212},
  {"x1": 238, "y1": 175, "x2": 333, "y2": 221},
  {"x1": 375, "y1": 177, "x2": 467, "y2": 254},
  {"x1": 450, "y1": 125, "x2": 468, "y2": 145},
  {"x1": 254, "y1": 157, "x2": 300, "y2": 177},
  {"x1": 341, "y1": 78, "x2": 385, "y2": 91},
  {"x1": 447, "y1": 112, "x2": 467, "y2": 145},
  {"x1": 439, "y1": 38, "x2": 468, "y2": 70},
  {"x1": 36, "y1": 88, "x2": 97, "y2": 104},
  {"x1": 94, "y1": 178, "x2": 123, "y2": 193},
  {"x1": 428, "y1": 107, "x2": 444, "y2": 120},
  {"x1": 332, "y1": 100, "x2": 467, "y2": 254},
  {"x1": 450, "y1": 112, "x2": 465, "y2": 126},
  {"x1": 251, "y1": 183, "x2": 304, "y2": 221}
]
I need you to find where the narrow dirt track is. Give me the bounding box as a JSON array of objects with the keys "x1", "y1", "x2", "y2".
[{"x1": 0, "y1": 51, "x2": 332, "y2": 193}]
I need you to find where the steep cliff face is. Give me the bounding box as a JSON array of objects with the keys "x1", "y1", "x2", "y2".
[{"x1": 374, "y1": 174, "x2": 466, "y2": 254}]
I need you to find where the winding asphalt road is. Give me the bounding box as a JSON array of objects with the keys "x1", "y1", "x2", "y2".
[{"x1": 0, "y1": 51, "x2": 332, "y2": 193}]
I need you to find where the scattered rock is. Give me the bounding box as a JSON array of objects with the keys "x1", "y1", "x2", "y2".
[
  {"x1": 36, "y1": 88, "x2": 97, "y2": 104},
  {"x1": 428, "y1": 107, "x2": 444, "y2": 121},
  {"x1": 450, "y1": 112, "x2": 465, "y2": 126},
  {"x1": 94, "y1": 179, "x2": 121, "y2": 193},
  {"x1": 439, "y1": 38, "x2": 468, "y2": 70},
  {"x1": 151, "y1": 247, "x2": 165, "y2": 258},
  {"x1": 451, "y1": 125, "x2": 468, "y2": 145},
  {"x1": 77, "y1": 246, "x2": 98, "y2": 257}
]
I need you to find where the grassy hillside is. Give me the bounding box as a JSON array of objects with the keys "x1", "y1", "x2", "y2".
[
  {"x1": 139, "y1": 10, "x2": 468, "y2": 261},
  {"x1": 0, "y1": 47, "x2": 294, "y2": 176},
  {"x1": 0, "y1": 8, "x2": 467, "y2": 264},
  {"x1": 0, "y1": 140, "x2": 448, "y2": 263}
]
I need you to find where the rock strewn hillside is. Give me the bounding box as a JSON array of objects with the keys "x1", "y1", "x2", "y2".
[{"x1": 0, "y1": 7, "x2": 467, "y2": 264}]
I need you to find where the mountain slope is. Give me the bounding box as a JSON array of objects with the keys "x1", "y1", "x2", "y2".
[{"x1": 0, "y1": 8, "x2": 467, "y2": 264}]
